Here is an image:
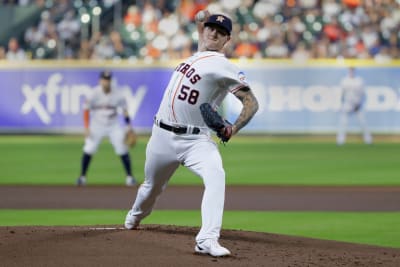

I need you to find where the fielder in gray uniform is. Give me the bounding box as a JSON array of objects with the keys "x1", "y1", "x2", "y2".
[
  {"x1": 124, "y1": 11, "x2": 259, "y2": 257},
  {"x1": 76, "y1": 70, "x2": 137, "y2": 186},
  {"x1": 336, "y1": 67, "x2": 373, "y2": 145}
]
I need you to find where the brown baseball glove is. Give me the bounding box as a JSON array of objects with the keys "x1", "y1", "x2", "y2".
[{"x1": 124, "y1": 128, "x2": 137, "y2": 148}]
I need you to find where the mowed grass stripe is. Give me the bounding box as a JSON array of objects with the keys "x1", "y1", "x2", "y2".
[{"x1": 0, "y1": 135, "x2": 398, "y2": 185}]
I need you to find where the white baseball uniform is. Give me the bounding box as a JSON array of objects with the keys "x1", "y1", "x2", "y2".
[
  {"x1": 127, "y1": 51, "x2": 248, "y2": 242},
  {"x1": 83, "y1": 85, "x2": 129, "y2": 155},
  {"x1": 336, "y1": 73, "x2": 372, "y2": 145}
]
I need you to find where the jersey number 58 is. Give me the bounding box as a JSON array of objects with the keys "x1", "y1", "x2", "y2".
[{"x1": 177, "y1": 85, "x2": 200, "y2": 105}]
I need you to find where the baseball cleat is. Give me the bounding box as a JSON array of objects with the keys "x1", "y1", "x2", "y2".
[
  {"x1": 125, "y1": 176, "x2": 137, "y2": 186},
  {"x1": 124, "y1": 210, "x2": 140, "y2": 230},
  {"x1": 195, "y1": 239, "x2": 231, "y2": 257},
  {"x1": 76, "y1": 176, "x2": 87, "y2": 186}
]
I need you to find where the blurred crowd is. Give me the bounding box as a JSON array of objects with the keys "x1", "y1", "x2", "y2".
[{"x1": 1, "y1": 0, "x2": 399, "y2": 62}]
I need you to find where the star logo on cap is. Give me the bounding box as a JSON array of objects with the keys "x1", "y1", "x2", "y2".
[{"x1": 216, "y1": 16, "x2": 225, "y2": 22}]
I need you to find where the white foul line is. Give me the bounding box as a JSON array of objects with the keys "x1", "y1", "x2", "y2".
[{"x1": 89, "y1": 227, "x2": 125, "y2": 230}]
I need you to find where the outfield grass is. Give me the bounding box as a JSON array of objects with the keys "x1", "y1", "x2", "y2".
[
  {"x1": 0, "y1": 135, "x2": 399, "y2": 185},
  {"x1": 1, "y1": 210, "x2": 399, "y2": 248},
  {"x1": 1, "y1": 135, "x2": 399, "y2": 249}
]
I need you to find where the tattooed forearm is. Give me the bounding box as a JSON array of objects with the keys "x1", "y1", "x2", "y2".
[{"x1": 232, "y1": 88, "x2": 259, "y2": 134}]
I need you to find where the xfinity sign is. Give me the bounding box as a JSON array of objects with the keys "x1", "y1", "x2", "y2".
[{"x1": 20, "y1": 73, "x2": 147, "y2": 125}]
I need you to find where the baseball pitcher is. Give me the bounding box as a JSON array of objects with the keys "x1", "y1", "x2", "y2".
[{"x1": 124, "y1": 11, "x2": 259, "y2": 257}]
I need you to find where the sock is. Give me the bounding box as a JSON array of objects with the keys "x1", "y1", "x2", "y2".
[
  {"x1": 120, "y1": 153, "x2": 132, "y2": 176},
  {"x1": 80, "y1": 153, "x2": 92, "y2": 176}
]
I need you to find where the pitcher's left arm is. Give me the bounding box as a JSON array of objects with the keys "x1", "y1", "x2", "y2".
[{"x1": 231, "y1": 87, "x2": 259, "y2": 135}]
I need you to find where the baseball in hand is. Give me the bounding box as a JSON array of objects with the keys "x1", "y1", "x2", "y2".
[{"x1": 195, "y1": 10, "x2": 206, "y2": 22}]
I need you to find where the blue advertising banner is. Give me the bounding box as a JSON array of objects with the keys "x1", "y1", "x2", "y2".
[
  {"x1": 0, "y1": 67, "x2": 172, "y2": 133},
  {"x1": 226, "y1": 63, "x2": 400, "y2": 133},
  {"x1": 0, "y1": 61, "x2": 399, "y2": 134}
]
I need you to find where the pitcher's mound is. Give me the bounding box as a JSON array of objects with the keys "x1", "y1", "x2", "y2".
[{"x1": 1, "y1": 225, "x2": 400, "y2": 266}]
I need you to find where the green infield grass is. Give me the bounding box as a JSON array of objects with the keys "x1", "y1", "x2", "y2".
[
  {"x1": 0, "y1": 135, "x2": 399, "y2": 185},
  {"x1": 0, "y1": 210, "x2": 399, "y2": 249}
]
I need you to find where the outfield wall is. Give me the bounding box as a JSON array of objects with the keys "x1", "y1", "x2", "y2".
[{"x1": 0, "y1": 60, "x2": 399, "y2": 134}]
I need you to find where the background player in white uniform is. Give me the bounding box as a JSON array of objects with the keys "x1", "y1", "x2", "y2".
[
  {"x1": 76, "y1": 70, "x2": 137, "y2": 186},
  {"x1": 336, "y1": 67, "x2": 373, "y2": 145},
  {"x1": 124, "y1": 11, "x2": 259, "y2": 257}
]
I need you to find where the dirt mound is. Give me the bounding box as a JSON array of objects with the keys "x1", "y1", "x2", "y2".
[
  {"x1": 1, "y1": 225, "x2": 400, "y2": 267},
  {"x1": 1, "y1": 186, "x2": 400, "y2": 266}
]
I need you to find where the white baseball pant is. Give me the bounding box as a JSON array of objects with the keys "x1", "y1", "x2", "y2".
[
  {"x1": 84, "y1": 122, "x2": 129, "y2": 155},
  {"x1": 129, "y1": 125, "x2": 226, "y2": 242},
  {"x1": 337, "y1": 109, "x2": 372, "y2": 145}
]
